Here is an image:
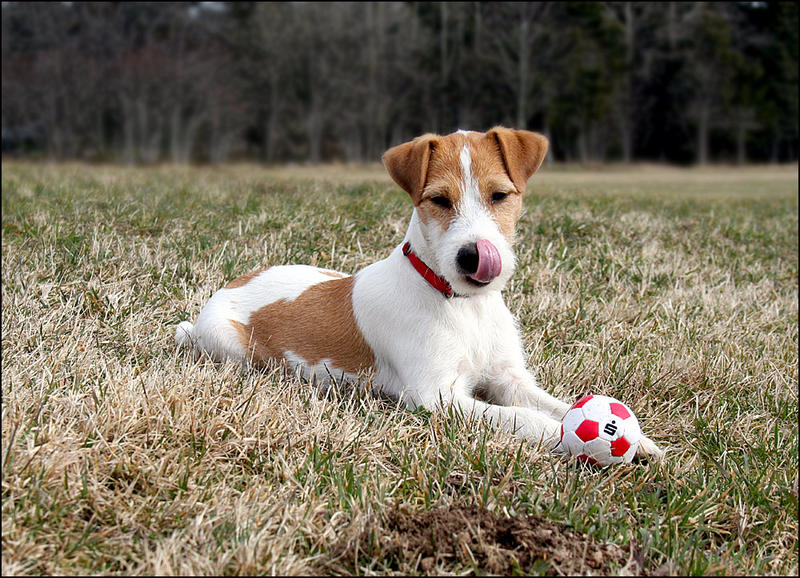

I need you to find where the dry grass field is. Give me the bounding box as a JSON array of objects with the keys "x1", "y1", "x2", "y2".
[{"x1": 2, "y1": 160, "x2": 797, "y2": 575}]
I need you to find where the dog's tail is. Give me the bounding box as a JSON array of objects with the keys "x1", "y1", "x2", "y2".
[{"x1": 175, "y1": 321, "x2": 195, "y2": 348}]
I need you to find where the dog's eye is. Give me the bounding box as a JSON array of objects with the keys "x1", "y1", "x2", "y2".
[
  {"x1": 430, "y1": 196, "x2": 452, "y2": 209},
  {"x1": 491, "y1": 192, "x2": 510, "y2": 204}
]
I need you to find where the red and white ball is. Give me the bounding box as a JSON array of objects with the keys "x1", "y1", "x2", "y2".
[{"x1": 560, "y1": 394, "x2": 641, "y2": 465}]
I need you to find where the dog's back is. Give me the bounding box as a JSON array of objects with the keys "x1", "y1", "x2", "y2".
[{"x1": 175, "y1": 265, "x2": 373, "y2": 377}]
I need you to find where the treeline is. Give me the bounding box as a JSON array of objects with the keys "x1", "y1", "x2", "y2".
[{"x1": 2, "y1": 2, "x2": 797, "y2": 164}]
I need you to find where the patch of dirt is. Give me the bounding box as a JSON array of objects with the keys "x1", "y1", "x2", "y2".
[{"x1": 334, "y1": 503, "x2": 641, "y2": 575}]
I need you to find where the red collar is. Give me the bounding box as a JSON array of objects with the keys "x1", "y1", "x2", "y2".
[{"x1": 402, "y1": 242, "x2": 454, "y2": 298}]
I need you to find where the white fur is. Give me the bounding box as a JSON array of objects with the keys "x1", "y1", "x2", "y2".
[
  {"x1": 351, "y1": 245, "x2": 568, "y2": 447},
  {"x1": 176, "y1": 141, "x2": 664, "y2": 461}
]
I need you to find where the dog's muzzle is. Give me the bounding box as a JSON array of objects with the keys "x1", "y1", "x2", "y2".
[{"x1": 457, "y1": 239, "x2": 502, "y2": 284}]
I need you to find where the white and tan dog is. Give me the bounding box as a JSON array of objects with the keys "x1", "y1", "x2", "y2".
[{"x1": 175, "y1": 127, "x2": 663, "y2": 461}]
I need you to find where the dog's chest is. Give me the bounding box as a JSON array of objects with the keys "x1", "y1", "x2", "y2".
[
  {"x1": 433, "y1": 295, "x2": 516, "y2": 372},
  {"x1": 353, "y1": 255, "x2": 522, "y2": 386}
]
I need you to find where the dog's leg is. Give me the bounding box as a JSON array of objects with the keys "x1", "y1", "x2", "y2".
[
  {"x1": 447, "y1": 391, "x2": 563, "y2": 450},
  {"x1": 485, "y1": 364, "x2": 665, "y2": 462},
  {"x1": 397, "y1": 372, "x2": 563, "y2": 450},
  {"x1": 486, "y1": 364, "x2": 571, "y2": 421}
]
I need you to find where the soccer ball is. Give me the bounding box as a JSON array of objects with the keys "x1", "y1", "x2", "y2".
[{"x1": 560, "y1": 394, "x2": 641, "y2": 465}]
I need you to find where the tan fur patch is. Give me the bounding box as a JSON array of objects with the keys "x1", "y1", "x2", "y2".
[
  {"x1": 382, "y1": 133, "x2": 438, "y2": 204},
  {"x1": 487, "y1": 127, "x2": 549, "y2": 195},
  {"x1": 224, "y1": 268, "x2": 270, "y2": 289},
  {"x1": 416, "y1": 135, "x2": 464, "y2": 231},
  {"x1": 230, "y1": 275, "x2": 374, "y2": 374}
]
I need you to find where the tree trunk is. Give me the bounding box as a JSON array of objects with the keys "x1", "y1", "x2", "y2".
[
  {"x1": 696, "y1": 99, "x2": 709, "y2": 165},
  {"x1": 307, "y1": 92, "x2": 323, "y2": 164},
  {"x1": 440, "y1": 2, "x2": 448, "y2": 84},
  {"x1": 169, "y1": 105, "x2": 182, "y2": 163},
  {"x1": 121, "y1": 94, "x2": 135, "y2": 164},
  {"x1": 620, "y1": 113, "x2": 632, "y2": 163},
  {"x1": 95, "y1": 107, "x2": 105, "y2": 159},
  {"x1": 736, "y1": 120, "x2": 746, "y2": 165},
  {"x1": 306, "y1": 35, "x2": 325, "y2": 163},
  {"x1": 543, "y1": 119, "x2": 553, "y2": 166},
  {"x1": 473, "y1": 2, "x2": 482, "y2": 55},
  {"x1": 667, "y1": 2, "x2": 677, "y2": 51},
  {"x1": 265, "y1": 69, "x2": 280, "y2": 162},
  {"x1": 366, "y1": 2, "x2": 381, "y2": 161},
  {"x1": 578, "y1": 121, "x2": 589, "y2": 163},
  {"x1": 210, "y1": 132, "x2": 232, "y2": 164},
  {"x1": 770, "y1": 129, "x2": 780, "y2": 164},
  {"x1": 438, "y1": 1, "x2": 449, "y2": 132},
  {"x1": 179, "y1": 113, "x2": 202, "y2": 163},
  {"x1": 138, "y1": 97, "x2": 162, "y2": 164},
  {"x1": 621, "y1": 2, "x2": 634, "y2": 162},
  {"x1": 455, "y1": 4, "x2": 466, "y2": 129},
  {"x1": 516, "y1": 17, "x2": 530, "y2": 129}
]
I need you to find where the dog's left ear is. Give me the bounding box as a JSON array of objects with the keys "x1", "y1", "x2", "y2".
[
  {"x1": 488, "y1": 127, "x2": 549, "y2": 194},
  {"x1": 382, "y1": 134, "x2": 439, "y2": 205}
]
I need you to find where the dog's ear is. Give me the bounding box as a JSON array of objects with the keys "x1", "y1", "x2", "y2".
[
  {"x1": 488, "y1": 127, "x2": 549, "y2": 194},
  {"x1": 382, "y1": 134, "x2": 439, "y2": 204}
]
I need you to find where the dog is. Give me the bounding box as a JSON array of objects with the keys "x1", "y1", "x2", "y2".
[{"x1": 175, "y1": 127, "x2": 664, "y2": 462}]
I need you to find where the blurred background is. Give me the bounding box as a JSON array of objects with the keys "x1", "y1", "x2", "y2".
[{"x1": 1, "y1": 1, "x2": 797, "y2": 165}]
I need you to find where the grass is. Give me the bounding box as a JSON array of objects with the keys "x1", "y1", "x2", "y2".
[{"x1": 1, "y1": 160, "x2": 797, "y2": 575}]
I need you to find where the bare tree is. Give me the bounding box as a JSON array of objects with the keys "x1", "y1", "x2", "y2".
[
  {"x1": 2, "y1": 2, "x2": 796, "y2": 164},
  {"x1": 482, "y1": 4, "x2": 559, "y2": 132},
  {"x1": 682, "y1": 3, "x2": 739, "y2": 165}
]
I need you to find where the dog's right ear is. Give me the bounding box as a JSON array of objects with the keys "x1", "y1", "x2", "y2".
[
  {"x1": 488, "y1": 127, "x2": 549, "y2": 194},
  {"x1": 382, "y1": 134, "x2": 438, "y2": 205}
]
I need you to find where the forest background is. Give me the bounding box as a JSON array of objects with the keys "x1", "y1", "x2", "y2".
[{"x1": 2, "y1": 1, "x2": 798, "y2": 166}]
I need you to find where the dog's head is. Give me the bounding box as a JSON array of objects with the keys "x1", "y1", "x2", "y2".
[{"x1": 383, "y1": 127, "x2": 548, "y2": 296}]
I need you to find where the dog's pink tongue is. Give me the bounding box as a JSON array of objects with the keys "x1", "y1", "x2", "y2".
[{"x1": 472, "y1": 239, "x2": 502, "y2": 283}]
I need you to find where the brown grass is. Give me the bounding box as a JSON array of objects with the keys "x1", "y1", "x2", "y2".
[{"x1": 2, "y1": 161, "x2": 797, "y2": 575}]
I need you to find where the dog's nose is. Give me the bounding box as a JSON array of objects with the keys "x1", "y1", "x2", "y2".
[
  {"x1": 457, "y1": 243, "x2": 480, "y2": 275},
  {"x1": 457, "y1": 239, "x2": 502, "y2": 283}
]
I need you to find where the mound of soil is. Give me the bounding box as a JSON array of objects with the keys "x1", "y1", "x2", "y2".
[{"x1": 335, "y1": 503, "x2": 640, "y2": 575}]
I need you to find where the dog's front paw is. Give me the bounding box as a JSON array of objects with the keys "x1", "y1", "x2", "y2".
[{"x1": 634, "y1": 435, "x2": 665, "y2": 463}]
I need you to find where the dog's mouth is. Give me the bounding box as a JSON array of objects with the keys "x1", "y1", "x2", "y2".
[
  {"x1": 464, "y1": 276, "x2": 491, "y2": 287},
  {"x1": 456, "y1": 239, "x2": 503, "y2": 287}
]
